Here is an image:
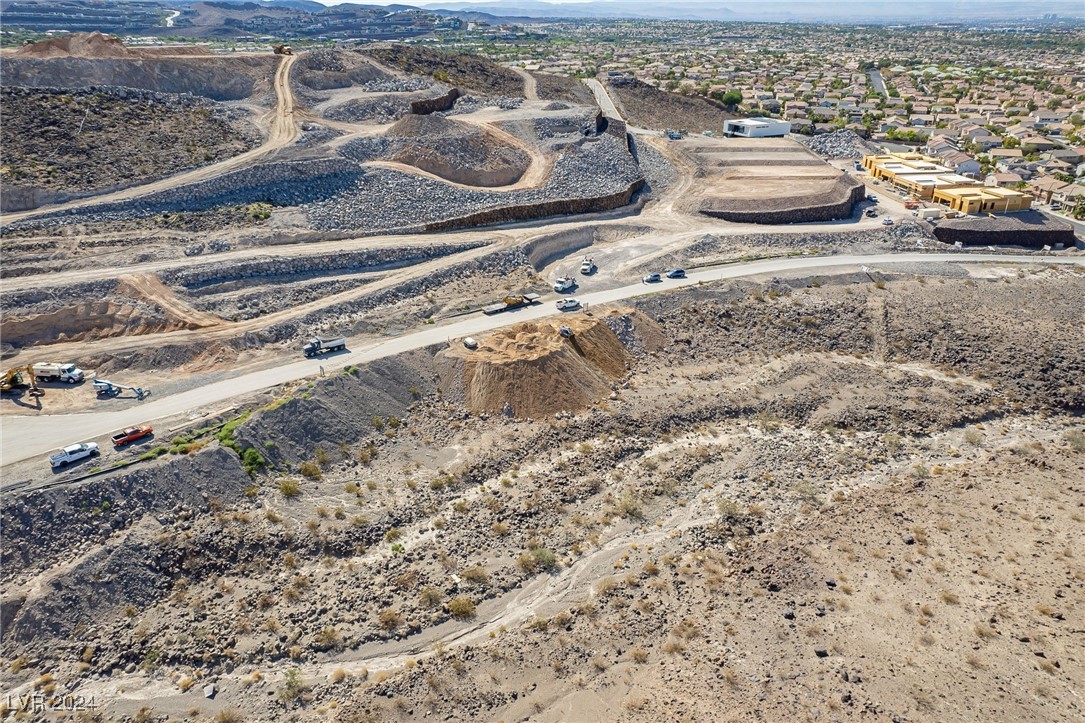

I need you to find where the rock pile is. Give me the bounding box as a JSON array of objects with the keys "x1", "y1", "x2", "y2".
[
  {"x1": 307, "y1": 134, "x2": 642, "y2": 233},
  {"x1": 800, "y1": 129, "x2": 881, "y2": 159},
  {"x1": 362, "y1": 77, "x2": 432, "y2": 93}
]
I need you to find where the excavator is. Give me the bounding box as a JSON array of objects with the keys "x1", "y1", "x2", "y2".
[
  {"x1": 1, "y1": 365, "x2": 43, "y2": 396},
  {"x1": 273, "y1": 45, "x2": 293, "y2": 55}
]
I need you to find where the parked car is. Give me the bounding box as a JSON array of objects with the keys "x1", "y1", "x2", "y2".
[
  {"x1": 642, "y1": 273, "x2": 662, "y2": 283},
  {"x1": 865, "y1": 209, "x2": 878, "y2": 217},
  {"x1": 555, "y1": 298, "x2": 581, "y2": 311},
  {"x1": 49, "y1": 442, "x2": 99, "y2": 469},
  {"x1": 866, "y1": 195, "x2": 878, "y2": 202},
  {"x1": 882, "y1": 218, "x2": 895, "y2": 226},
  {"x1": 665, "y1": 268, "x2": 686, "y2": 279},
  {"x1": 111, "y1": 425, "x2": 153, "y2": 447},
  {"x1": 463, "y1": 337, "x2": 478, "y2": 350}
]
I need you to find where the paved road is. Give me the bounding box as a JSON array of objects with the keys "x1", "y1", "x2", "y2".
[
  {"x1": 868, "y1": 69, "x2": 889, "y2": 99},
  {"x1": 583, "y1": 78, "x2": 623, "y2": 121},
  {"x1": 3, "y1": 252, "x2": 1080, "y2": 468}
]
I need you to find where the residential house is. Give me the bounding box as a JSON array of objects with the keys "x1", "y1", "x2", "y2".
[
  {"x1": 985, "y1": 172, "x2": 1024, "y2": 187},
  {"x1": 1029, "y1": 177, "x2": 1071, "y2": 204}
]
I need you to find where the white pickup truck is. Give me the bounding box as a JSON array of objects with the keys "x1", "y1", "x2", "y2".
[
  {"x1": 553, "y1": 277, "x2": 577, "y2": 292},
  {"x1": 32, "y1": 362, "x2": 85, "y2": 383},
  {"x1": 49, "y1": 442, "x2": 99, "y2": 469}
]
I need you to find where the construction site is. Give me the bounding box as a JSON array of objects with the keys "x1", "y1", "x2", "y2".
[{"x1": 1, "y1": 33, "x2": 1083, "y2": 723}]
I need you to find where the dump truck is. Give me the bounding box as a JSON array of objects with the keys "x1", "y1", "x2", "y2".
[
  {"x1": 49, "y1": 442, "x2": 98, "y2": 469},
  {"x1": 112, "y1": 425, "x2": 153, "y2": 447},
  {"x1": 32, "y1": 362, "x2": 84, "y2": 383},
  {"x1": 482, "y1": 294, "x2": 541, "y2": 315},
  {"x1": 302, "y1": 336, "x2": 346, "y2": 357},
  {"x1": 273, "y1": 45, "x2": 293, "y2": 55}
]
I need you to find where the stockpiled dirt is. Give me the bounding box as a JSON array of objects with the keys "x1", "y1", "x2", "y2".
[
  {"x1": 384, "y1": 114, "x2": 531, "y2": 187},
  {"x1": 436, "y1": 315, "x2": 631, "y2": 417}
]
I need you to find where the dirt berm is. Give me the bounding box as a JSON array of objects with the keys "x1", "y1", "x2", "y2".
[{"x1": 436, "y1": 315, "x2": 633, "y2": 417}]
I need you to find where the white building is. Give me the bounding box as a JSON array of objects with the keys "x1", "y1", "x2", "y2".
[{"x1": 723, "y1": 117, "x2": 792, "y2": 138}]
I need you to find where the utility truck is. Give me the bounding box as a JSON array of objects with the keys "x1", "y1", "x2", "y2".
[
  {"x1": 553, "y1": 277, "x2": 576, "y2": 292},
  {"x1": 302, "y1": 336, "x2": 347, "y2": 357},
  {"x1": 32, "y1": 362, "x2": 84, "y2": 383}
]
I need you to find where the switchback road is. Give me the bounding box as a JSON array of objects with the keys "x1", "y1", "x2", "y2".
[{"x1": 2, "y1": 252, "x2": 1080, "y2": 468}]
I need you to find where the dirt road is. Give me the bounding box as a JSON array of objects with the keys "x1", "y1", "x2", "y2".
[
  {"x1": 0, "y1": 53, "x2": 299, "y2": 225},
  {"x1": 3, "y1": 253, "x2": 1079, "y2": 468},
  {"x1": 510, "y1": 66, "x2": 539, "y2": 102}
]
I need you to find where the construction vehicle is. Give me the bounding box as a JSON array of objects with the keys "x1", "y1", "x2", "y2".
[
  {"x1": 580, "y1": 258, "x2": 596, "y2": 275},
  {"x1": 273, "y1": 45, "x2": 293, "y2": 55},
  {"x1": 1, "y1": 365, "x2": 43, "y2": 395},
  {"x1": 93, "y1": 378, "x2": 150, "y2": 400},
  {"x1": 553, "y1": 277, "x2": 577, "y2": 293},
  {"x1": 32, "y1": 362, "x2": 84, "y2": 383},
  {"x1": 558, "y1": 326, "x2": 573, "y2": 338},
  {"x1": 483, "y1": 293, "x2": 541, "y2": 315},
  {"x1": 112, "y1": 425, "x2": 154, "y2": 447},
  {"x1": 302, "y1": 335, "x2": 347, "y2": 357},
  {"x1": 49, "y1": 442, "x2": 98, "y2": 469},
  {"x1": 903, "y1": 200, "x2": 921, "y2": 210}
]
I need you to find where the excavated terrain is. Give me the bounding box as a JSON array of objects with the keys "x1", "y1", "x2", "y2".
[
  {"x1": 1, "y1": 273, "x2": 1083, "y2": 722},
  {"x1": 0, "y1": 87, "x2": 259, "y2": 197}
]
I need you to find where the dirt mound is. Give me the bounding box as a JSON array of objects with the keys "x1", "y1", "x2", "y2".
[
  {"x1": 436, "y1": 316, "x2": 630, "y2": 417},
  {"x1": 383, "y1": 114, "x2": 531, "y2": 187},
  {"x1": 14, "y1": 31, "x2": 133, "y2": 59}
]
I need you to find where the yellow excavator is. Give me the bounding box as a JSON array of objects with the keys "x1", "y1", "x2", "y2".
[{"x1": 1, "y1": 365, "x2": 43, "y2": 395}]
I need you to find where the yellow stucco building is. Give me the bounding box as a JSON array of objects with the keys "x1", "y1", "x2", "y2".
[
  {"x1": 862, "y1": 152, "x2": 1031, "y2": 213},
  {"x1": 931, "y1": 186, "x2": 1032, "y2": 214}
]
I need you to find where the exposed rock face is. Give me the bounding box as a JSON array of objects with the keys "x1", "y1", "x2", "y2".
[{"x1": 933, "y1": 211, "x2": 1076, "y2": 247}]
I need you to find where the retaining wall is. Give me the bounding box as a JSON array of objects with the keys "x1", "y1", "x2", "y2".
[
  {"x1": 410, "y1": 87, "x2": 461, "y2": 115},
  {"x1": 422, "y1": 179, "x2": 645, "y2": 232},
  {"x1": 933, "y1": 213, "x2": 1076, "y2": 248},
  {"x1": 699, "y1": 176, "x2": 865, "y2": 224}
]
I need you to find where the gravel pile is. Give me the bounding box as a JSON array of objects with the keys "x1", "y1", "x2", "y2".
[
  {"x1": 630, "y1": 136, "x2": 677, "y2": 198},
  {"x1": 445, "y1": 95, "x2": 522, "y2": 115},
  {"x1": 306, "y1": 134, "x2": 641, "y2": 233},
  {"x1": 799, "y1": 129, "x2": 881, "y2": 159},
  {"x1": 362, "y1": 77, "x2": 432, "y2": 93},
  {"x1": 324, "y1": 95, "x2": 411, "y2": 123}
]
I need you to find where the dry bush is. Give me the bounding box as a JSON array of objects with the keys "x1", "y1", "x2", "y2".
[{"x1": 448, "y1": 596, "x2": 477, "y2": 620}]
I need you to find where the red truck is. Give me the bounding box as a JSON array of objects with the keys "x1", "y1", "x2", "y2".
[{"x1": 111, "y1": 425, "x2": 153, "y2": 447}]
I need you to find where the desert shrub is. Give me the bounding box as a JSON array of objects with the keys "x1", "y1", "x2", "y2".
[
  {"x1": 448, "y1": 596, "x2": 476, "y2": 620},
  {"x1": 279, "y1": 478, "x2": 301, "y2": 498},
  {"x1": 298, "y1": 462, "x2": 322, "y2": 480}
]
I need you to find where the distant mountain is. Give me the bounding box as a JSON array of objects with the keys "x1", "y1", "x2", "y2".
[
  {"x1": 427, "y1": 0, "x2": 734, "y2": 20},
  {"x1": 202, "y1": 0, "x2": 327, "y2": 9},
  {"x1": 422, "y1": 0, "x2": 1084, "y2": 21}
]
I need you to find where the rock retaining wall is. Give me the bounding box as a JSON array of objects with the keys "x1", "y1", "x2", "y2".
[
  {"x1": 422, "y1": 179, "x2": 644, "y2": 232},
  {"x1": 932, "y1": 212, "x2": 1077, "y2": 247},
  {"x1": 410, "y1": 87, "x2": 461, "y2": 115},
  {"x1": 160, "y1": 241, "x2": 487, "y2": 288},
  {"x1": 699, "y1": 175, "x2": 865, "y2": 224}
]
